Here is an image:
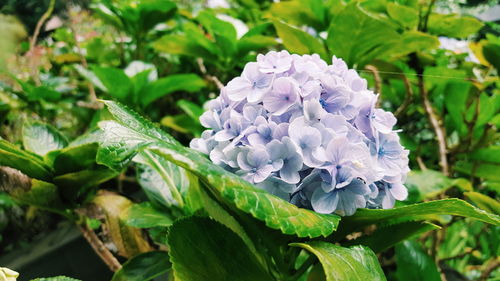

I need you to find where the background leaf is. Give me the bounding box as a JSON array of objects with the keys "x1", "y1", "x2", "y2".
[{"x1": 22, "y1": 122, "x2": 68, "y2": 156}]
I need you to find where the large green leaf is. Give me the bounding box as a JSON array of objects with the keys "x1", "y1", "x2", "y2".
[
  {"x1": 327, "y1": 2, "x2": 400, "y2": 67},
  {"x1": 395, "y1": 241, "x2": 440, "y2": 281},
  {"x1": 273, "y1": 20, "x2": 328, "y2": 60},
  {"x1": 134, "y1": 150, "x2": 190, "y2": 209},
  {"x1": 345, "y1": 221, "x2": 440, "y2": 253},
  {"x1": 125, "y1": 202, "x2": 173, "y2": 228},
  {"x1": 111, "y1": 251, "x2": 171, "y2": 281},
  {"x1": 471, "y1": 146, "x2": 500, "y2": 164},
  {"x1": 141, "y1": 74, "x2": 206, "y2": 107},
  {"x1": 428, "y1": 14, "x2": 484, "y2": 39},
  {"x1": 335, "y1": 199, "x2": 500, "y2": 238},
  {"x1": 291, "y1": 242, "x2": 386, "y2": 281},
  {"x1": 388, "y1": 31, "x2": 440, "y2": 59},
  {"x1": 0, "y1": 140, "x2": 52, "y2": 181},
  {"x1": 97, "y1": 100, "x2": 340, "y2": 238},
  {"x1": 22, "y1": 122, "x2": 68, "y2": 156},
  {"x1": 168, "y1": 217, "x2": 273, "y2": 281}
]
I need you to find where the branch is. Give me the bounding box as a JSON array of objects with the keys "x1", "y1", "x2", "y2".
[
  {"x1": 28, "y1": 0, "x2": 55, "y2": 85},
  {"x1": 478, "y1": 258, "x2": 499, "y2": 281},
  {"x1": 365, "y1": 65, "x2": 382, "y2": 106},
  {"x1": 197, "y1": 58, "x2": 224, "y2": 90},
  {"x1": 419, "y1": 75, "x2": 449, "y2": 176},
  {"x1": 394, "y1": 74, "x2": 414, "y2": 118},
  {"x1": 78, "y1": 224, "x2": 122, "y2": 272}
]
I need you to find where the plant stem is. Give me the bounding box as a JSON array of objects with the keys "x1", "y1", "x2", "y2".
[
  {"x1": 365, "y1": 65, "x2": 382, "y2": 106},
  {"x1": 78, "y1": 224, "x2": 122, "y2": 272},
  {"x1": 289, "y1": 254, "x2": 317, "y2": 281},
  {"x1": 418, "y1": 74, "x2": 449, "y2": 176},
  {"x1": 394, "y1": 74, "x2": 413, "y2": 118}
]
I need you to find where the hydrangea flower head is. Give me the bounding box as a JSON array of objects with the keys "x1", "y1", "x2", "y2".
[{"x1": 191, "y1": 51, "x2": 410, "y2": 216}]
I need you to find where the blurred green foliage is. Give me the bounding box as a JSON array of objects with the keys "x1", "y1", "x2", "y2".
[{"x1": 0, "y1": 0, "x2": 498, "y2": 280}]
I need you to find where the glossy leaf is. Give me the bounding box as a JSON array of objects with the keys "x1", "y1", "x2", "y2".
[
  {"x1": 395, "y1": 241, "x2": 440, "y2": 281},
  {"x1": 22, "y1": 122, "x2": 68, "y2": 156},
  {"x1": 291, "y1": 242, "x2": 386, "y2": 281},
  {"x1": 134, "y1": 150, "x2": 189, "y2": 208},
  {"x1": 111, "y1": 251, "x2": 171, "y2": 281},
  {"x1": 168, "y1": 217, "x2": 273, "y2": 281},
  {"x1": 97, "y1": 100, "x2": 340, "y2": 238},
  {"x1": 125, "y1": 202, "x2": 173, "y2": 228},
  {"x1": 0, "y1": 140, "x2": 52, "y2": 181},
  {"x1": 335, "y1": 199, "x2": 500, "y2": 238},
  {"x1": 273, "y1": 20, "x2": 328, "y2": 59},
  {"x1": 53, "y1": 167, "x2": 118, "y2": 202}
]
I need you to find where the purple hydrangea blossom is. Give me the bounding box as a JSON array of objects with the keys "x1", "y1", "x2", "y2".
[{"x1": 190, "y1": 51, "x2": 410, "y2": 216}]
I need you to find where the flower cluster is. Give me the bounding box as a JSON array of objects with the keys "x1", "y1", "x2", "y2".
[{"x1": 190, "y1": 51, "x2": 410, "y2": 216}]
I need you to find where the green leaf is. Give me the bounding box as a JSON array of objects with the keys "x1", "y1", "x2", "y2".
[
  {"x1": 237, "y1": 35, "x2": 277, "y2": 58},
  {"x1": 92, "y1": 66, "x2": 132, "y2": 102},
  {"x1": 395, "y1": 241, "x2": 440, "y2": 281},
  {"x1": 141, "y1": 74, "x2": 206, "y2": 107},
  {"x1": 152, "y1": 32, "x2": 218, "y2": 63},
  {"x1": 345, "y1": 221, "x2": 440, "y2": 253},
  {"x1": 336, "y1": 199, "x2": 500, "y2": 238},
  {"x1": 455, "y1": 161, "x2": 500, "y2": 182},
  {"x1": 5, "y1": 177, "x2": 65, "y2": 214},
  {"x1": 125, "y1": 202, "x2": 173, "y2": 228},
  {"x1": 30, "y1": 277, "x2": 81, "y2": 281},
  {"x1": 111, "y1": 251, "x2": 171, "y2": 281},
  {"x1": 290, "y1": 242, "x2": 386, "y2": 281},
  {"x1": 388, "y1": 31, "x2": 440, "y2": 59},
  {"x1": 444, "y1": 81, "x2": 471, "y2": 135},
  {"x1": 386, "y1": 3, "x2": 418, "y2": 29},
  {"x1": 273, "y1": 20, "x2": 328, "y2": 60},
  {"x1": 136, "y1": 0, "x2": 176, "y2": 32},
  {"x1": 464, "y1": 192, "x2": 500, "y2": 215},
  {"x1": 98, "y1": 100, "x2": 340, "y2": 238},
  {"x1": 483, "y1": 43, "x2": 500, "y2": 71},
  {"x1": 270, "y1": 0, "x2": 327, "y2": 31},
  {"x1": 22, "y1": 122, "x2": 68, "y2": 156},
  {"x1": 327, "y1": 3, "x2": 400, "y2": 67},
  {"x1": 134, "y1": 150, "x2": 189, "y2": 208},
  {"x1": 0, "y1": 140, "x2": 52, "y2": 181},
  {"x1": 168, "y1": 217, "x2": 273, "y2": 281},
  {"x1": 428, "y1": 14, "x2": 484, "y2": 39},
  {"x1": 28, "y1": 86, "x2": 61, "y2": 102},
  {"x1": 176, "y1": 100, "x2": 203, "y2": 124},
  {"x1": 49, "y1": 143, "x2": 99, "y2": 175},
  {"x1": 160, "y1": 114, "x2": 202, "y2": 135},
  {"x1": 74, "y1": 64, "x2": 106, "y2": 92},
  {"x1": 471, "y1": 146, "x2": 500, "y2": 164},
  {"x1": 53, "y1": 167, "x2": 118, "y2": 202},
  {"x1": 405, "y1": 170, "x2": 453, "y2": 200}
]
